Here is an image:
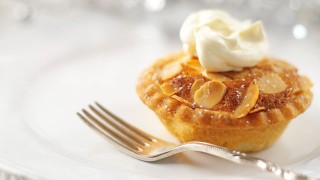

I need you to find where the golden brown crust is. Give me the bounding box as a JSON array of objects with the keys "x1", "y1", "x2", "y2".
[{"x1": 136, "y1": 52, "x2": 313, "y2": 152}]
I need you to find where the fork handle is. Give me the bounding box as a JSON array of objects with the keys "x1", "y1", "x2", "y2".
[{"x1": 182, "y1": 142, "x2": 315, "y2": 180}]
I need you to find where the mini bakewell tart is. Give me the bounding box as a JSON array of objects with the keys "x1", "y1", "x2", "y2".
[{"x1": 136, "y1": 52, "x2": 313, "y2": 152}]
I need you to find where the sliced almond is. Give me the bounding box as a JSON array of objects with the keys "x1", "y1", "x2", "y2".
[
  {"x1": 183, "y1": 59, "x2": 204, "y2": 72},
  {"x1": 160, "y1": 61, "x2": 183, "y2": 81},
  {"x1": 202, "y1": 71, "x2": 231, "y2": 81},
  {"x1": 271, "y1": 60, "x2": 297, "y2": 72},
  {"x1": 257, "y1": 74, "x2": 287, "y2": 94},
  {"x1": 234, "y1": 81, "x2": 260, "y2": 118},
  {"x1": 178, "y1": 55, "x2": 192, "y2": 63},
  {"x1": 194, "y1": 81, "x2": 227, "y2": 108},
  {"x1": 190, "y1": 79, "x2": 205, "y2": 97},
  {"x1": 249, "y1": 106, "x2": 265, "y2": 114},
  {"x1": 291, "y1": 87, "x2": 300, "y2": 95},
  {"x1": 222, "y1": 69, "x2": 250, "y2": 79},
  {"x1": 172, "y1": 95, "x2": 192, "y2": 106},
  {"x1": 298, "y1": 76, "x2": 313, "y2": 91},
  {"x1": 291, "y1": 76, "x2": 313, "y2": 95},
  {"x1": 160, "y1": 82, "x2": 180, "y2": 96}
]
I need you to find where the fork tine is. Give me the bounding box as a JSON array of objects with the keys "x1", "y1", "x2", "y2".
[
  {"x1": 89, "y1": 105, "x2": 148, "y2": 147},
  {"x1": 95, "y1": 102, "x2": 155, "y2": 142},
  {"x1": 77, "y1": 110, "x2": 141, "y2": 152}
]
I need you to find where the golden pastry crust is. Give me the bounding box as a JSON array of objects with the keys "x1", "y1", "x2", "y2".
[{"x1": 136, "y1": 52, "x2": 313, "y2": 152}]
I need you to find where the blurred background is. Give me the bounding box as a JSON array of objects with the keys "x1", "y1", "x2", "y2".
[
  {"x1": 1, "y1": 0, "x2": 320, "y2": 71},
  {"x1": 1, "y1": 0, "x2": 319, "y2": 71},
  {"x1": 1, "y1": 0, "x2": 320, "y2": 36}
]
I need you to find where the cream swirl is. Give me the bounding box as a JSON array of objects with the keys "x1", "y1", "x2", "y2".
[{"x1": 180, "y1": 10, "x2": 269, "y2": 72}]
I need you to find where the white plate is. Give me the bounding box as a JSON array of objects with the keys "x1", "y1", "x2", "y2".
[{"x1": 0, "y1": 11, "x2": 320, "y2": 180}]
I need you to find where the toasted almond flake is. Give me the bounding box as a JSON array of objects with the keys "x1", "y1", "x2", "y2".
[
  {"x1": 257, "y1": 74, "x2": 287, "y2": 94},
  {"x1": 234, "y1": 81, "x2": 260, "y2": 118},
  {"x1": 178, "y1": 55, "x2": 192, "y2": 63},
  {"x1": 190, "y1": 79, "x2": 205, "y2": 97},
  {"x1": 222, "y1": 69, "x2": 250, "y2": 79},
  {"x1": 202, "y1": 71, "x2": 231, "y2": 81},
  {"x1": 160, "y1": 61, "x2": 183, "y2": 81},
  {"x1": 194, "y1": 81, "x2": 227, "y2": 108},
  {"x1": 160, "y1": 82, "x2": 180, "y2": 96},
  {"x1": 292, "y1": 76, "x2": 313, "y2": 95},
  {"x1": 183, "y1": 59, "x2": 204, "y2": 72},
  {"x1": 271, "y1": 66, "x2": 283, "y2": 73},
  {"x1": 270, "y1": 60, "x2": 297, "y2": 71},
  {"x1": 298, "y1": 76, "x2": 313, "y2": 91},
  {"x1": 172, "y1": 95, "x2": 192, "y2": 106},
  {"x1": 249, "y1": 106, "x2": 265, "y2": 114},
  {"x1": 286, "y1": 87, "x2": 295, "y2": 96},
  {"x1": 291, "y1": 88, "x2": 300, "y2": 95}
]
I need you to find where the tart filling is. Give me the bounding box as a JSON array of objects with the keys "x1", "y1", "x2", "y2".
[{"x1": 156, "y1": 54, "x2": 304, "y2": 119}]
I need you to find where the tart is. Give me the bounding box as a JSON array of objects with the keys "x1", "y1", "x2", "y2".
[{"x1": 136, "y1": 52, "x2": 313, "y2": 152}]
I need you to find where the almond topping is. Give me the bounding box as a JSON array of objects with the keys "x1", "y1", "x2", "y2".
[
  {"x1": 172, "y1": 95, "x2": 192, "y2": 106},
  {"x1": 298, "y1": 76, "x2": 313, "y2": 91},
  {"x1": 202, "y1": 71, "x2": 231, "y2": 81},
  {"x1": 183, "y1": 59, "x2": 204, "y2": 72},
  {"x1": 249, "y1": 106, "x2": 265, "y2": 114},
  {"x1": 190, "y1": 79, "x2": 205, "y2": 97},
  {"x1": 194, "y1": 81, "x2": 227, "y2": 108},
  {"x1": 160, "y1": 61, "x2": 183, "y2": 81},
  {"x1": 257, "y1": 74, "x2": 287, "y2": 94},
  {"x1": 291, "y1": 76, "x2": 313, "y2": 95},
  {"x1": 222, "y1": 69, "x2": 250, "y2": 79},
  {"x1": 178, "y1": 55, "x2": 193, "y2": 63},
  {"x1": 234, "y1": 81, "x2": 259, "y2": 118},
  {"x1": 160, "y1": 82, "x2": 180, "y2": 96}
]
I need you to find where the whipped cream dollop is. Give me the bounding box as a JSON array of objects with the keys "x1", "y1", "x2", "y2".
[{"x1": 180, "y1": 10, "x2": 269, "y2": 72}]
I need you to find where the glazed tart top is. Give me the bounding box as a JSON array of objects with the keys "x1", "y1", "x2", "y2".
[{"x1": 152, "y1": 52, "x2": 312, "y2": 119}]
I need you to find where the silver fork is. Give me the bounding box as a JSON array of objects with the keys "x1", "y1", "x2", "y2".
[{"x1": 77, "y1": 102, "x2": 317, "y2": 180}]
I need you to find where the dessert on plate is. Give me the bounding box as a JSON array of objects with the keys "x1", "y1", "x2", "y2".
[{"x1": 136, "y1": 10, "x2": 313, "y2": 152}]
